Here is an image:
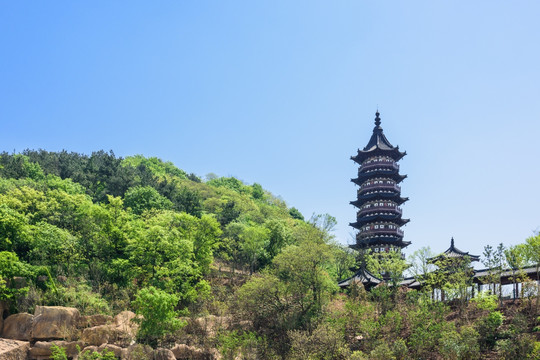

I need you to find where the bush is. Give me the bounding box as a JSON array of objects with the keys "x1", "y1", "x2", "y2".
[
  {"x1": 476, "y1": 311, "x2": 504, "y2": 350},
  {"x1": 132, "y1": 286, "x2": 185, "y2": 346},
  {"x1": 218, "y1": 330, "x2": 260, "y2": 360},
  {"x1": 50, "y1": 344, "x2": 67, "y2": 360},
  {"x1": 288, "y1": 323, "x2": 351, "y2": 360},
  {"x1": 496, "y1": 334, "x2": 537, "y2": 360},
  {"x1": 471, "y1": 291, "x2": 499, "y2": 311}
]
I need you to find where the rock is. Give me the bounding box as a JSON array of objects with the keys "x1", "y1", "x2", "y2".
[
  {"x1": 153, "y1": 348, "x2": 176, "y2": 360},
  {"x1": 111, "y1": 311, "x2": 138, "y2": 346},
  {"x1": 171, "y1": 344, "x2": 216, "y2": 360},
  {"x1": 54, "y1": 340, "x2": 85, "y2": 358},
  {"x1": 28, "y1": 341, "x2": 54, "y2": 359},
  {"x1": 113, "y1": 311, "x2": 136, "y2": 327},
  {"x1": 79, "y1": 314, "x2": 112, "y2": 328},
  {"x1": 0, "y1": 339, "x2": 30, "y2": 360},
  {"x1": 122, "y1": 344, "x2": 153, "y2": 360},
  {"x1": 98, "y1": 343, "x2": 124, "y2": 358},
  {"x1": 2, "y1": 313, "x2": 33, "y2": 341},
  {"x1": 79, "y1": 346, "x2": 99, "y2": 358},
  {"x1": 81, "y1": 325, "x2": 113, "y2": 346},
  {"x1": 33, "y1": 306, "x2": 80, "y2": 340}
]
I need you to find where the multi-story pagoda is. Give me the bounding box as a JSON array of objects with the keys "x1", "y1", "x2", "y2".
[{"x1": 350, "y1": 111, "x2": 410, "y2": 257}]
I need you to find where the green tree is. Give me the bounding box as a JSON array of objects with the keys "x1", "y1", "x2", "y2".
[
  {"x1": 132, "y1": 286, "x2": 185, "y2": 346},
  {"x1": 123, "y1": 186, "x2": 173, "y2": 215},
  {"x1": 524, "y1": 234, "x2": 540, "y2": 310},
  {"x1": 240, "y1": 224, "x2": 270, "y2": 275},
  {"x1": 504, "y1": 244, "x2": 528, "y2": 300}
]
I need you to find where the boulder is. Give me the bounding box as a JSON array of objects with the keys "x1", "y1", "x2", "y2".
[
  {"x1": 79, "y1": 314, "x2": 112, "y2": 328},
  {"x1": 28, "y1": 341, "x2": 53, "y2": 359},
  {"x1": 98, "y1": 344, "x2": 124, "y2": 358},
  {"x1": 81, "y1": 325, "x2": 113, "y2": 346},
  {"x1": 79, "y1": 345, "x2": 99, "y2": 358},
  {"x1": 0, "y1": 339, "x2": 30, "y2": 360},
  {"x1": 54, "y1": 340, "x2": 85, "y2": 358},
  {"x1": 2, "y1": 313, "x2": 33, "y2": 341},
  {"x1": 171, "y1": 344, "x2": 216, "y2": 360},
  {"x1": 153, "y1": 348, "x2": 176, "y2": 360},
  {"x1": 33, "y1": 306, "x2": 80, "y2": 340},
  {"x1": 122, "y1": 344, "x2": 153, "y2": 360}
]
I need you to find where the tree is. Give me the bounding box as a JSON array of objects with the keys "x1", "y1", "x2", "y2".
[
  {"x1": 481, "y1": 244, "x2": 506, "y2": 297},
  {"x1": 408, "y1": 246, "x2": 436, "y2": 281},
  {"x1": 240, "y1": 224, "x2": 270, "y2": 275},
  {"x1": 132, "y1": 286, "x2": 184, "y2": 346},
  {"x1": 365, "y1": 250, "x2": 408, "y2": 287},
  {"x1": 123, "y1": 186, "x2": 173, "y2": 215},
  {"x1": 504, "y1": 244, "x2": 527, "y2": 300},
  {"x1": 524, "y1": 234, "x2": 540, "y2": 310}
]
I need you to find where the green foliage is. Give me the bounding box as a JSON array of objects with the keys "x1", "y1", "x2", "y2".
[
  {"x1": 0, "y1": 251, "x2": 31, "y2": 303},
  {"x1": 122, "y1": 155, "x2": 188, "y2": 180},
  {"x1": 476, "y1": 311, "x2": 504, "y2": 350},
  {"x1": 471, "y1": 291, "x2": 499, "y2": 311},
  {"x1": 132, "y1": 286, "x2": 185, "y2": 346},
  {"x1": 288, "y1": 207, "x2": 304, "y2": 221},
  {"x1": 218, "y1": 330, "x2": 261, "y2": 360},
  {"x1": 50, "y1": 344, "x2": 68, "y2": 360},
  {"x1": 123, "y1": 186, "x2": 173, "y2": 214},
  {"x1": 76, "y1": 345, "x2": 117, "y2": 360},
  {"x1": 365, "y1": 249, "x2": 407, "y2": 287},
  {"x1": 496, "y1": 334, "x2": 538, "y2": 360},
  {"x1": 288, "y1": 323, "x2": 351, "y2": 360}
]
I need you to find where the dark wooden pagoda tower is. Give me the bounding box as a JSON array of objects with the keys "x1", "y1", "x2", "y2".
[{"x1": 350, "y1": 111, "x2": 410, "y2": 256}]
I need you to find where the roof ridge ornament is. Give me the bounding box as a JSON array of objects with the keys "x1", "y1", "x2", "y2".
[
  {"x1": 451, "y1": 237, "x2": 455, "y2": 248},
  {"x1": 375, "y1": 111, "x2": 381, "y2": 127}
]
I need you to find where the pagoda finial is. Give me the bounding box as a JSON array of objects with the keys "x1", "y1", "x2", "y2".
[
  {"x1": 451, "y1": 237, "x2": 455, "y2": 248},
  {"x1": 375, "y1": 111, "x2": 381, "y2": 127}
]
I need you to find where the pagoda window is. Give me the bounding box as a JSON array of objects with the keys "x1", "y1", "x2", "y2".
[{"x1": 374, "y1": 225, "x2": 379, "y2": 229}]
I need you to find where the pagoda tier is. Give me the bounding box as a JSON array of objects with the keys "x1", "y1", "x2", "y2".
[{"x1": 350, "y1": 111, "x2": 409, "y2": 251}]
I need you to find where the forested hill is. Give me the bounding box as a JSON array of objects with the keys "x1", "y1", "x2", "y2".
[{"x1": 0, "y1": 150, "x2": 348, "y2": 312}]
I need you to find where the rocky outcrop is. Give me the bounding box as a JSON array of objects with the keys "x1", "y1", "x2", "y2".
[
  {"x1": 0, "y1": 339, "x2": 29, "y2": 360},
  {"x1": 171, "y1": 344, "x2": 217, "y2": 360},
  {"x1": 33, "y1": 306, "x2": 80, "y2": 340},
  {"x1": 78, "y1": 314, "x2": 112, "y2": 328},
  {"x1": 98, "y1": 343, "x2": 124, "y2": 358},
  {"x1": 123, "y1": 344, "x2": 153, "y2": 360},
  {"x1": 153, "y1": 348, "x2": 176, "y2": 360},
  {"x1": 2, "y1": 313, "x2": 33, "y2": 341}
]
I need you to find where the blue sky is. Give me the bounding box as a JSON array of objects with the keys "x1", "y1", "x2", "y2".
[{"x1": 1, "y1": 2, "x2": 539, "y2": 259}]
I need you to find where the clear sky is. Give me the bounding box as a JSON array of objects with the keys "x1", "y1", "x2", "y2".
[{"x1": 1, "y1": 2, "x2": 539, "y2": 259}]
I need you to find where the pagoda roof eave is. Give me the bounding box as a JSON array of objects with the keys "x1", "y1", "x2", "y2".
[
  {"x1": 338, "y1": 267, "x2": 382, "y2": 288},
  {"x1": 351, "y1": 148, "x2": 406, "y2": 164},
  {"x1": 427, "y1": 238, "x2": 480, "y2": 263}
]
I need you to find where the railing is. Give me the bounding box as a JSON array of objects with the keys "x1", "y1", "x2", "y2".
[
  {"x1": 361, "y1": 161, "x2": 399, "y2": 172},
  {"x1": 359, "y1": 228, "x2": 404, "y2": 236},
  {"x1": 358, "y1": 183, "x2": 401, "y2": 195},
  {"x1": 358, "y1": 206, "x2": 402, "y2": 217}
]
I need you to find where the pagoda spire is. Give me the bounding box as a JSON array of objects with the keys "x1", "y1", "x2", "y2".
[
  {"x1": 349, "y1": 111, "x2": 410, "y2": 253},
  {"x1": 375, "y1": 111, "x2": 381, "y2": 127}
]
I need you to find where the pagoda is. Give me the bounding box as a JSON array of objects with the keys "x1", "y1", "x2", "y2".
[{"x1": 350, "y1": 111, "x2": 410, "y2": 256}]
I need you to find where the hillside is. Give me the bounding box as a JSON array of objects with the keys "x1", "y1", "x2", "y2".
[{"x1": 0, "y1": 150, "x2": 538, "y2": 360}]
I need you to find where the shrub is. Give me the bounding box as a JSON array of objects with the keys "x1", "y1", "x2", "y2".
[
  {"x1": 471, "y1": 291, "x2": 498, "y2": 311},
  {"x1": 496, "y1": 334, "x2": 537, "y2": 360},
  {"x1": 219, "y1": 330, "x2": 260, "y2": 360},
  {"x1": 476, "y1": 311, "x2": 504, "y2": 350},
  {"x1": 50, "y1": 344, "x2": 67, "y2": 360},
  {"x1": 288, "y1": 323, "x2": 351, "y2": 360},
  {"x1": 132, "y1": 286, "x2": 185, "y2": 346}
]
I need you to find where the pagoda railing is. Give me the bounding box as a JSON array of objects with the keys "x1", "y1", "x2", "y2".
[
  {"x1": 358, "y1": 183, "x2": 401, "y2": 195},
  {"x1": 359, "y1": 228, "x2": 404, "y2": 237},
  {"x1": 361, "y1": 161, "x2": 399, "y2": 172},
  {"x1": 358, "y1": 206, "x2": 402, "y2": 217}
]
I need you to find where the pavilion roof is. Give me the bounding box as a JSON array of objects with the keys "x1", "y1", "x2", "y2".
[{"x1": 428, "y1": 237, "x2": 481, "y2": 263}]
